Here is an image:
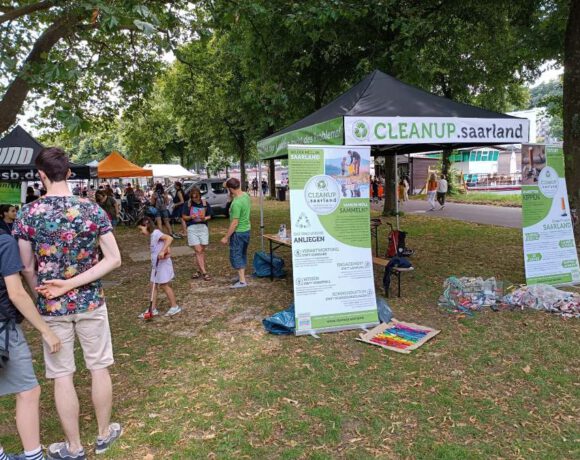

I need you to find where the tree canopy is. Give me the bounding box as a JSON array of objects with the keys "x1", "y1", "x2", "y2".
[
  {"x1": 0, "y1": 0, "x2": 195, "y2": 134},
  {"x1": 0, "y1": 0, "x2": 574, "y2": 192}
]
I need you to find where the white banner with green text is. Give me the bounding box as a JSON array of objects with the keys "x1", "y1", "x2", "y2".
[
  {"x1": 521, "y1": 144, "x2": 580, "y2": 285},
  {"x1": 345, "y1": 116, "x2": 529, "y2": 145},
  {"x1": 288, "y1": 144, "x2": 378, "y2": 335}
]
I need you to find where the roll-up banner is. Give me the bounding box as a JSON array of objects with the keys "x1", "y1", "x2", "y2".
[
  {"x1": 288, "y1": 144, "x2": 379, "y2": 335},
  {"x1": 521, "y1": 144, "x2": 580, "y2": 285}
]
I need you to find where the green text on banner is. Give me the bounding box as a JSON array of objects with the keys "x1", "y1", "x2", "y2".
[
  {"x1": 521, "y1": 144, "x2": 580, "y2": 285},
  {"x1": 288, "y1": 144, "x2": 378, "y2": 335}
]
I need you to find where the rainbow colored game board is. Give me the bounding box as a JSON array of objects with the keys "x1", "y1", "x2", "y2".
[{"x1": 357, "y1": 320, "x2": 440, "y2": 354}]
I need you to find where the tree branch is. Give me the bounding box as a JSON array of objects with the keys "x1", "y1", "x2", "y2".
[
  {"x1": 0, "y1": 0, "x2": 56, "y2": 25},
  {"x1": 0, "y1": 13, "x2": 81, "y2": 133}
]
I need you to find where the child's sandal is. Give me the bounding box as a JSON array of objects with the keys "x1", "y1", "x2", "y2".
[
  {"x1": 203, "y1": 273, "x2": 212, "y2": 281},
  {"x1": 191, "y1": 271, "x2": 201, "y2": 279}
]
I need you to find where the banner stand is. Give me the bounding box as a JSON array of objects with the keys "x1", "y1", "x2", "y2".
[
  {"x1": 521, "y1": 144, "x2": 580, "y2": 286},
  {"x1": 288, "y1": 144, "x2": 379, "y2": 336}
]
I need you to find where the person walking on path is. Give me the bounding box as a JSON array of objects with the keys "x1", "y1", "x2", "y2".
[
  {"x1": 437, "y1": 174, "x2": 448, "y2": 210},
  {"x1": 183, "y1": 187, "x2": 213, "y2": 281},
  {"x1": 426, "y1": 173, "x2": 438, "y2": 211},
  {"x1": 251, "y1": 178, "x2": 258, "y2": 197},
  {"x1": 221, "y1": 178, "x2": 251, "y2": 289},
  {"x1": 137, "y1": 217, "x2": 181, "y2": 318},
  {"x1": 0, "y1": 227, "x2": 61, "y2": 460},
  {"x1": 14, "y1": 147, "x2": 123, "y2": 460}
]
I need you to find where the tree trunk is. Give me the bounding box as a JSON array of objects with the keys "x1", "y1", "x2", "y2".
[
  {"x1": 0, "y1": 14, "x2": 79, "y2": 134},
  {"x1": 268, "y1": 159, "x2": 276, "y2": 198},
  {"x1": 441, "y1": 147, "x2": 453, "y2": 194},
  {"x1": 382, "y1": 154, "x2": 397, "y2": 216},
  {"x1": 564, "y1": 0, "x2": 580, "y2": 236}
]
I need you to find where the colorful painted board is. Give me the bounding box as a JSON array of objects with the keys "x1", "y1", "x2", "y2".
[{"x1": 357, "y1": 319, "x2": 440, "y2": 354}]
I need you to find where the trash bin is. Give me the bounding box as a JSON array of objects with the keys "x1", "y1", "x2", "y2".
[{"x1": 276, "y1": 186, "x2": 287, "y2": 201}]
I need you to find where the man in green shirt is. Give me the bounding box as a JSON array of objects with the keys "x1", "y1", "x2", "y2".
[{"x1": 221, "y1": 178, "x2": 251, "y2": 288}]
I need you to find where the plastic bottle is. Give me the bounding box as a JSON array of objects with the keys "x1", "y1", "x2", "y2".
[{"x1": 279, "y1": 224, "x2": 287, "y2": 239}]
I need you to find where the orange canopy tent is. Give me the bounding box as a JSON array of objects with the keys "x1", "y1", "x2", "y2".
[{"x1": 97, "y1": 151, "x2": 152, "y2": 178}]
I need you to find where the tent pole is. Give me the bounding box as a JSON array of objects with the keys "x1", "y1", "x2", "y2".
[
  {"x1": 395, "y1": 154, "x2": 400, "y2": 230},
  {"x1": 259, "y1": 160, "x2": 264, "y2": 252}
]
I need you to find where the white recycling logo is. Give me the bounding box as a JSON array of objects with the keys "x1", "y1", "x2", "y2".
[{"x1": 296, "y1": 212, "x2": 311, "y2": 229}]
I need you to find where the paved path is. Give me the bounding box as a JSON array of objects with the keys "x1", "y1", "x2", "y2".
[{"x1": 372, "y1": 200, "x2": 522, "y2": 228}]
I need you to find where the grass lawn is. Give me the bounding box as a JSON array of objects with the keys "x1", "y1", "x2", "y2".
[
  {"x1": 1, "y1": 198, "x2": 578, "y2": 459},
  {"x1": 411, "y1": 192, "x2": 522, "y2": 207}
]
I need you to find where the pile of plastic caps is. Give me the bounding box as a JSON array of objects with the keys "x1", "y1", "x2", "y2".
[
  {"x1": 438, "y1": 277, "x2": 503, "y2": 316},
  {"x1": 501, "y1": 284, "x2": 580, "y2": 319}
]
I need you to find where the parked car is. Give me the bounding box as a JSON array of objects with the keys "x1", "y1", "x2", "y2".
[{"x1": 165, "y1": 178, "x2": 231, "y2": 216}]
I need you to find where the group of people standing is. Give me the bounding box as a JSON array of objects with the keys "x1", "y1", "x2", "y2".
[
  {"x1": 250, "y1": 178, "x2": 269, "y2": 197},
  {"x1": 138, "y1": 177, "x2": 252, "y2": 319},
  {"x1": 370, "y1": 176, "x2": 410, "y2": 203},
  {"x1": 0, "y1": 140, "x2": 262, "y2": 459},
  {"x1": 0, "y1": 148, "x2": 255, "y2": 459},
  {"x1": 1, "y1": 148, "x2": 122, "y2": 460}
]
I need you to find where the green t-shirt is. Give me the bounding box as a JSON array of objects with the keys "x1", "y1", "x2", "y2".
[{"x1": 230, "y1": 192, "x2": 251, "y2": 233}]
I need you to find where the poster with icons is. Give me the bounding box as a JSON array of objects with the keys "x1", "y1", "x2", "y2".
[
  {"x1": 521, "y1": 144, "x2": 580, "y2": 286},
  {"x1": 288, "y1": 144, "x2": 378, "y2": 335}
]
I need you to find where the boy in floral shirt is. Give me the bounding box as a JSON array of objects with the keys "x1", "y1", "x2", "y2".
[{"x1": 14, "y1": 148, "x2": 122, "y2": 460}]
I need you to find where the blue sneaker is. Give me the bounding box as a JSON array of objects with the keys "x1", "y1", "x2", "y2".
[
  {"x1": 95, "y1": 422, "x2": 123, "y2": 454},
  {"x1": 47, "y1": 443, "x2": 85, "y2": 460}
]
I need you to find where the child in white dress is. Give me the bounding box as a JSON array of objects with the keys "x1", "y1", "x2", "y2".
[{"x1": 137, "y1": 217, "x2": 181, "y2": 318}]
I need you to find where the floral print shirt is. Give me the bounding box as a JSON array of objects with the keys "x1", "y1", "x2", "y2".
[{"x1": 13, "y1": 196, "x2": 113, "y2": 316}]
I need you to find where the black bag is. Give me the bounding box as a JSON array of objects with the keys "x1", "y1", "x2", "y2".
[{"x1": 383, "y1": 256, "x2": 412, "y2": 293}]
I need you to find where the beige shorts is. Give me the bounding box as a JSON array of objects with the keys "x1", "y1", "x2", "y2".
[{"x1": 43, "y1": 305, "x2": 114, "y2": 379}]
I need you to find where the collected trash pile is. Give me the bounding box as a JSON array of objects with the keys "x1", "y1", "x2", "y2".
[
  {"x1": 438, "y1": 277, "x2": 503, "y2": 315},
  {"x1": 438, "y1": 276, "x2": 580, "y2": 318},
  {"x1": 501, "y1": 284, "x2": 580, "y2": 319}
]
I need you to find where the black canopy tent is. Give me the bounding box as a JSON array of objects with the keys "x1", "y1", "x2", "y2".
[
  {"x1": 0, "y1": 125, "x2": 92, "y2": 181},
  {"x1": 257, "y1": 70, "x2": 529, "y2": 159},
  {"x1": 256, "y1": 69, "x2": 530, "y2": 236}
]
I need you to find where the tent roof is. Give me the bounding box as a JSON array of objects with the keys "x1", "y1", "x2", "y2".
[
  {"x1": 0, "y1": 125, "x2": 92, "y2": 180},
  {"x1": 143, "y1": 164, "x2": 195, "y2": 178},
  {"x1": 0, "y1": 125, "x2": 44, "y2": 152},
  {"x1": 258, "y1": 70, "x2": 524, "y2": 159},
  {"x1": 98, "y1": 151, "x2": 152, "y2": 178}
]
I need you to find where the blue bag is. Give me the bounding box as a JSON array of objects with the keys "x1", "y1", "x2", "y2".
[
  {"x1": 252, "y1": 251, "x2": 286, "y2": 278},
  {"x1": 262, "y1": 304, "x2": 295, "y2": 335}
]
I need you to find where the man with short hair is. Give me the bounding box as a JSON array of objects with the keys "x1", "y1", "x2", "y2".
[
  {"x1": 0, "y1": 228, "x2": 61, "y2": 460},
  {"x1": 14, "y1": 147, "x2": 123, "y2": 460},
  {"x1": 221, "y1": 178, "x2": 251, "y2": 288}
]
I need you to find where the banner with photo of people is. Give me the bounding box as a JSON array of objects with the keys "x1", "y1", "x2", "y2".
[
  {"x1": 288, "y1": 144, "x2": 378, "y2": 335},
  {"x1": 521, "y1": 144, "x2": 580, "y2": 285}
]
